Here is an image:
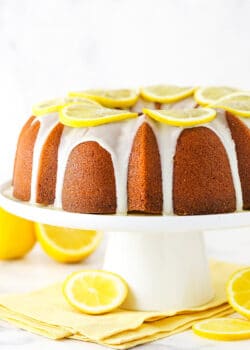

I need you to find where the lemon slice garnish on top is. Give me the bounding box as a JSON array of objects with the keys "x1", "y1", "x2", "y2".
[
  {"x1": 68, "y1": 88, "x2": 139, "y2": 108},
  {"x1": 140, "y1": 85, "x2": 196, "y2": 103},
  {"x1": 143, "y1": 107, "x2": 216, "y2": 127},
  {"x1": 60, "y1": 103, "x2": 138, "y2": 127},
  {"x1": 194, "y1": 86, "x2": 239, "y2": 106},
  {"x1": 193, "y1": 318, "x2": 250, "y2": 341},
  {"x1": 63, "y1": 270, "x2": 128, "y2": 314},
  {"x1": 32, "y1": 97, "x2": 100, "y2": 116},
  {"x1": 211, "y1": 92, "x2": 250, "y2": 117}
]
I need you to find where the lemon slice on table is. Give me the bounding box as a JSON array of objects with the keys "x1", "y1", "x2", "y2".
[
  {"x1": 194, "y1": 86, "x2": 239, "y2": 106},
  {"x1": 63, "y1": 270, "x2": 128, "y2": 314},
  {"x1": 35, "y1": 223, "x2": 102, "y2": 263},
  {"x1": 140, "y1": 85, "x2": 196, "y2": 103},
  {"x1": 211, "y1": 92, "x2": 250, "y2": 117},
  {"x1": 60, "y1": 103, "x2": 137, "y2": 127},
  {"x1": 227, "y1": 267, "x2": 250, "y2": 319},
  {"x1": 68, "y1": 88, "x2": 139, "y2": 108},
  {"x1": 32, "y1": 97, "x2": 100, "y2": 116},
  {"x1": 193, "y1": 318, "x2": 250, "y2": 341},
  {"x1": 143, "y1": 107, "x2": 216, "y2": 127}
]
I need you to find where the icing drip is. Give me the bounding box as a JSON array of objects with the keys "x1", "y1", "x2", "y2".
[
  {"x1": 158, "y1": 125, "x2": 182, "y2": 214},
  {"x1": 206, "y1": 110, "x2": 243, "y2": 211},
  {"x1": 54, "y1": 116, "x2": 146, "y2": 214},
  {"x1": 30, "y1": 113, "x2": 59, "y2": 204},
  {"x1": 29, "y1": 105, "x2": 244, "y2": 214},
  {"x1": 54, "y1": 127, "x2": 89, "y2": 208},
  {"x1": 54, "y1": 116, "x2": 184, "y2": 215}
]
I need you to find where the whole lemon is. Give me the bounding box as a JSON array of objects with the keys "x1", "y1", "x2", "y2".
[{"x1": 0, "y1": 208, "x2": 36, "y2": 259}]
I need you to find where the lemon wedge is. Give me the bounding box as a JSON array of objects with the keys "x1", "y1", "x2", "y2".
[
  {"x1": 63, "y1": 270, "x2": 128, "y2": 314},
  {"x1": 194, "y1": 86, "x2": 239, "y2": 106},
  {"x1": 35, "y1": 223, "x2": 102, "y2": 263},
  {"x1": 32, "y1": 97, "x2": 100, "y2": 116},
  {"x1": 60, "y1": 103, "x2": 137, "y2": 127},
  {"x1": 211, "y1": 92, "x2": 250, "y2": 117},
  {"x1": 193, "y1": 318, "x2": 250, "y2": 341},
  {"x1": 143, "y1": 107, "x2": 216, "y2": 126},
  {"x1": 68, "y1": 88, "x2": 139, "y2": 108},
  {"x1": 227, "y1": 267, "x2": 250, "y2": 319},
  {"x1": 140, "y1": 85, "x2": 196, "y2": 103}
]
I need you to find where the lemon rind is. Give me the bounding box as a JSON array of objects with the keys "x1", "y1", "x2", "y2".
[
  {"x1": 32, "y1": 105, "x2": 63, "y2": 117},
  {"x1": 32, "y1": 97, "x2": 100, "y2": 117},
  {"x1": 194, "y1": 88, "x2": 214, "y2": 106},
  {"x1": 194, "y1": 87, "x2": 240, "y2": 107},
  {"x1": 193, "y1": 318, "x2": 250, "y2": 341},
  {"x1": 227, "y1": 268, "x2": 250, "y2": 319},
  {"x1": 68, "y1": 90, "x2": 139, "y2": 108},
  {"x1": 59, "y1": 108, "x2": 138, "y2": 128},
  {"x1": 140, "y1": 86, "x2": 196, "y2": 103},
  {"x1": 210, "y1": 92, "x2": 250, "y2": 117},
  {"x1": 214, "y1": 106, "x2": 250, "y2": 118},
  {"x1": 143, "y1": 108, "x2": 216, "y2": 127}
]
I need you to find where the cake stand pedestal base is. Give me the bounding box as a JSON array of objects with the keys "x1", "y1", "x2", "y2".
[
  {"x1": 1, "y1": 181, "x2": 250, "y2": 312},
  {"x1": 103, "y1": 230, "x2": 213, "y2": 311}
]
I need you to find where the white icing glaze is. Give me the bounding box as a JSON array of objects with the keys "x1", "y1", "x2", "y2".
[
  {"x1": 131, "y1": 98, "x2": 155, "y2": 113},
  {"x1": 158, "y1": 125, "x2": 182, "y2": 214},
  {"x1": 206, "y1": 110, "x2": 243, "y2": 211},
  {"x1": 28, "y1": 106, "x2": 245, "y2": 215},
  {"x1": 54, "y1": 126, "x2": 89, "y2": 208},
  {"x1": 30, "y1": 114, "x2": 59, "y2": 204},
  {"x1": 54, "y1": 116, "x2": 146, "y2": 214},
  {"x1": 161, "y1": 96, "x2": 197, "y2": 110}
]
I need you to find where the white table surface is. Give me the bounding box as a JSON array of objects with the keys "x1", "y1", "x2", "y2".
[{"x1": 1, "y1": 228, "x2": 250, "y2": 350}]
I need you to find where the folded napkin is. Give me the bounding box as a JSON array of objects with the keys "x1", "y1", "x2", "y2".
[{"x1": 0, "y1": 261, "x2": 241, "y2": 349}]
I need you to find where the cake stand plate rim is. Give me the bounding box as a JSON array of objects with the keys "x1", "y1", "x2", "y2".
[{"x1": 0, "y1": 180, "x2": 250, "y2": 232}]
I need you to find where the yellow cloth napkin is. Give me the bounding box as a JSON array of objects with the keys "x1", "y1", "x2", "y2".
[{"x1": 0, "y1": 260, "x2": 241, "y2": 349}]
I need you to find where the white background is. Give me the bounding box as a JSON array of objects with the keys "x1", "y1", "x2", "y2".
[{"x1": 1, "y1": 0, "x2": 250, "y2": 180}]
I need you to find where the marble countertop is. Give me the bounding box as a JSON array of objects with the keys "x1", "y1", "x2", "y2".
[{"x1": 1, "y1": 229, "x2": 250, "y2": 349}]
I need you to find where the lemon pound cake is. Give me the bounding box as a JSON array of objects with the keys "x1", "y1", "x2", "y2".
[{"x1": 12, "y1": 86, "x2": 250, "y2": 216}]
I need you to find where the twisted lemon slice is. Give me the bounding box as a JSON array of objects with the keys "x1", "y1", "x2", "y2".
[
  {"x1": 63, "y1": 270, "x2": 128, "y2": 314},
  {"x1": 60, "y1": 103, "x2": 137, "y2": 127},
  {"x1": 194, "y1": 86, "x2": 239, "y2": 106},
  {"x1": 211, "y1": 92, "x2": 250, "y2": 117},
  {"x1": 227, "y1": 267, "x2": 250, "y2": 319},
  {"x1": 140, "y1": 85, "x2": 195, "y2": 103},
  {"x1": 143, "y1": 107, "x2": 216, "y2": 126},
  {"x1": 193, "y1": 318, "x2": 250, "y2": 341},
  {"x1": 68, "y1": 88, "x2": 139, "y2": 108},
  {"x1": 32, "y1": 97, "x2": 99, "y2": 116}
]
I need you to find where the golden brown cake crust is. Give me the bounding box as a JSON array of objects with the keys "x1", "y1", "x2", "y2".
[
  {"x1": 128, "y1": 122, "x2": 163, "y2": 214},
  {"x1": 62, "y1": 141, "x2": 116, "y2": 214},
  {"x1": 226, "y1": 112, "x2": 250, "y2": 209},
  {"x1": 173, "y1": 126, "x2": 236, "y2": 215},
  {"x1": 36, "y1": 123, "x2": 64, "y2": 205},
  {"x1": 13, "y1": 117, "x2": 40, "y2": 201}
]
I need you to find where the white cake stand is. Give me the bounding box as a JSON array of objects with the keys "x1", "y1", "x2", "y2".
[{"x1": 1, "y1": 180, "x2": 250, "y2": 312}]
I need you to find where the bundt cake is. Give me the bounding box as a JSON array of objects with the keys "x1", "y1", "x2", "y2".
[{"x1": 12, "y1": 87, "x2": 250, "y2": 216}]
